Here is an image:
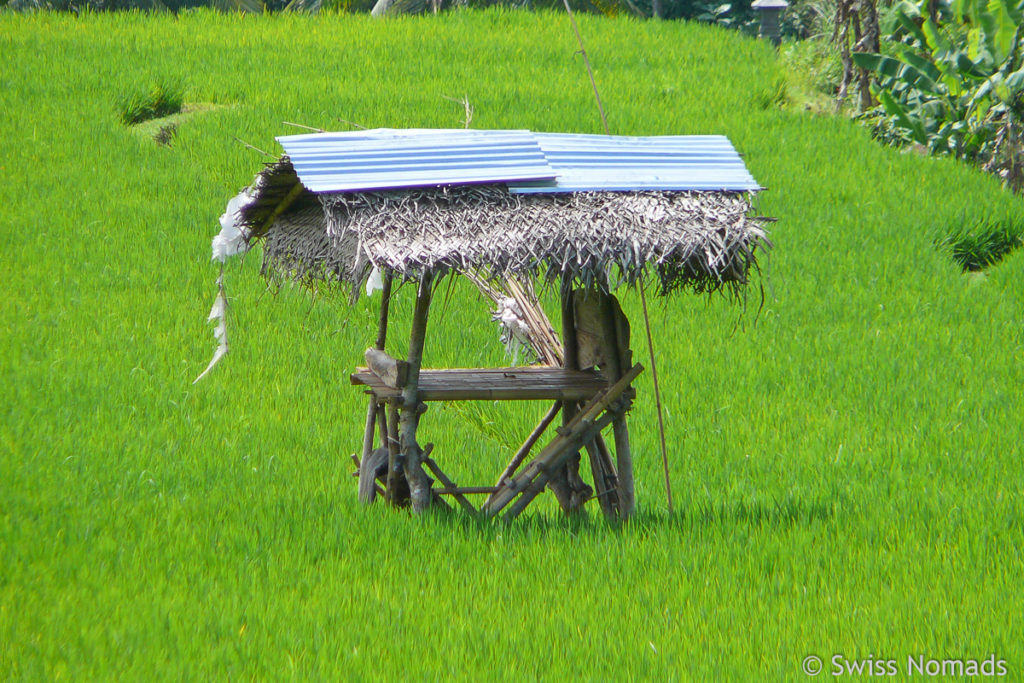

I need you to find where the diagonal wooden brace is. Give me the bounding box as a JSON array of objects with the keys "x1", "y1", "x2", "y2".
[{"x1": 482, "y1": 363, "x2": 643, "y2": 518}]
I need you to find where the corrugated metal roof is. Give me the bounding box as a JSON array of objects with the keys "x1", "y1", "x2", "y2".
[
  {"x1": 276, "y1": 129, "x2": 760, "y2": 194},
  {"x1": 508, "y1": 133, "x2": 760, "y2": 193},
  {"x1": 277, "y1": 129, "x2": 556, "y2": 193}
]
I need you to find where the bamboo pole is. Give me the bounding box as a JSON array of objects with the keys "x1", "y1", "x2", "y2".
[
  {"x1": 547, "y1": 276, "x2": 583, "y2": 514},
  {"x1": 364, "y1": 272, "x2": 393, "y2": 500},
  {"x1": 384, "y1": 401, "x2": 407, "y2": 505},
  {"x1": 400, "y1": 270, "x2": 434, "y2": 513},
  {"x1": 485, "y1": 401, "x2": 562, "y2": 508},
  {"x1": 597, "y1": 289, "x2": 635, "y2": 519},
  {"x1": 485, "y1": 364, "x2": 643, "y2": 518},
  {"x1": 376, "y1": 401, "x2": 388, "y2": 450},
  {"x1": 362, "y1": 275, "x2": 393, "y2": 461},
  {"x1": 502, "y1": 413, "x2": 616, "y2": 521},
  {"x1": 423, "y1": 454, "x2": 477, "y2": 515},
  {"x1": 638, "y1": 276, "x2": 674, "y2": 515}
]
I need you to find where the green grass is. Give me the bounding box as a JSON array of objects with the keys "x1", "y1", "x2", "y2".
[
  {"x1": 118, "y1": 80, "x2": 185, "y2": 125},
  {"x1": 129, "y1": 102, "x2": 225, "y2": 145},
  {"x1": 2, "y1": 10, "x2": 1023, "y2": 680},
  {"x1": 941, "y1": 215, "x2": 1024, "y2": 272}
]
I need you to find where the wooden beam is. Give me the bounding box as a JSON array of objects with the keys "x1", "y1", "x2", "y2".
[
  {"x1": 400, "y1": 270, "x2": 434, "y2": 513},
  {"x1": 350, "y1": 367, "x2": 609, "y2": 402},
  {"x1": 483, "y1": 364, "x2": 643, "y2": 518},
  {"x1": 434, "y1": 486, "x2": 500, "y2": 495},
  {"x1": 423, "y1": 453, "x2": 477, "y2": 515}
]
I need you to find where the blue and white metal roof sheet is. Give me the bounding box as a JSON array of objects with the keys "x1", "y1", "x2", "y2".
[
  {"x1": 277, "y1": 129, "x2": 555, "y2": 193},
  {"x1": 276, "y1": 128, "x2": 760, "y2": 194},
  {"x1": 510, "y1": 133, "x2": 760, "y2": 193}
]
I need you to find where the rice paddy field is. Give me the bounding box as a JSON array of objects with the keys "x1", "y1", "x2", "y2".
[{"x1": 2, "y1": 9, "x2": 1023, "y2": 680}]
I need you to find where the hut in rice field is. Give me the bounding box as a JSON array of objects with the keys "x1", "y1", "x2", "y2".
[{"x1": 215, "y1": 128, "x2": 769, "y2": 521}]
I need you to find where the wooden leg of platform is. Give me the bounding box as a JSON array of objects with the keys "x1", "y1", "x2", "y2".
[
  {"x1": 401, "y1": 270, "x2": 434, "y2": 513},
  {"x1": 377, "y1": 401, "x2": 388, "y2": 451},
  {"x1": 597, "y1": 288, "x2": 637, "y2": 520},
  {"x1": 549, "y1": 277, "x2": 589, "y2": 515},
  {"x1": 362, "y1": 399, "x2": 378, "y2": 464},
  {"x1": 612, "y1": 415, "x2": 635, "y2": 518},
  {"x1": 385, "y1": 401, "x2": 408, "y2": 506},
  {"x1": 584, "y1": 436, "x2": 619, "y2": 519}
]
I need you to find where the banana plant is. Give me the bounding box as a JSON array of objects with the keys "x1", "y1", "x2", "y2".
[{"x1": 853, "y1": 0, "x2": 1024, "y2": 187}]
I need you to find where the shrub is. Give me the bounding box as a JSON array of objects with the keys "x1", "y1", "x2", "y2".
[{"x1": 853, "y1": 0, "x2": 1024, "y2": 189}]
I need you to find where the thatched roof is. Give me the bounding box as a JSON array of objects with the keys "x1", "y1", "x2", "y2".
[{"x1": 231, "y1": 132, "x2": 771, "y2": 297}]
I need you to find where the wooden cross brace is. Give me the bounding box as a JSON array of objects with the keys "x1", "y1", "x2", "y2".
[{"x1": 482, "y1": 363, "x2": 644, "y2": 521}]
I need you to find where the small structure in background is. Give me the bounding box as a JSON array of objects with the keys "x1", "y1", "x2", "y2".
[
  {"x1": 215, "y1": 128, "x2": 769, "y2": 521},
  {"x1": 752, "y1": 0, "x2": 789, "y2": 47}
]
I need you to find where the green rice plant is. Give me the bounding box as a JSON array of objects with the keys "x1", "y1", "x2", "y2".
[
  {"x1": 941, "y1": 215, "x2": 1024, "y2": 271},
  {"x1": 118, "y1": 80, "x2": 184, "y2": 125},
  {"x1": 1, "y1": 10, "x2": 1022, "y2": 680}
]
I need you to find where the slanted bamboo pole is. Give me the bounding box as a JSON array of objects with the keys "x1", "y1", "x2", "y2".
[
  {"x1": 423, "y1": 453, "x2": 477, "y2": 515},
  {"x1": 502, "y1": 413, "x2": 616, "y2": 521},
  {"x1": 485, "y1": 364, "x2": 643, "y2": 518},
  {"x1": 400, "y1": 270, "x2": 434, "y2": 513},
  {"x1": 485, "y1": 400, "x2": 562, "y2": 508}
]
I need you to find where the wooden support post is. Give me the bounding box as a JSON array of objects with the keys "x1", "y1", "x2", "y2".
[
  {"x1": 376, "y1": 401, "x2": 388, "y2": 451},
  {"x1": 362, "y1": 271, "x2": 394, "y2": 492},
  {"x1": 612, "y1": 419, "x2": 635, "y2": 517},
  {"x1": 362, "y1": 399, "x2": 379, "y2": 467},
  {"x1": 547, "y1": 276, "x2": 589, "y2": 515},
  {"x1": 598, "y1": 289, "x2": 636, "y2": 519},
  {"x1": 385, "y1": 401, "x2": 408, "y2": 506},
  {"x1": 584, "y1": 439, "x2": 619, "y2": 519},
  {"x1": 400, "y1": 270, "x2": 434, "y2": 513},
  {"x1": 562, "y1": 280, "x2": 618, "y2": 517}
]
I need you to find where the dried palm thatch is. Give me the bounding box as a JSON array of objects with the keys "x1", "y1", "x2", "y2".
[{"x1": 238, "y1": 158, "x2": 770, "y2": 297}]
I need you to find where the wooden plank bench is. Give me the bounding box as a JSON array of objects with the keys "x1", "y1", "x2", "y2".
[{"x1": 350, "y1": 366, "x2": 612, "y2": 402}]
